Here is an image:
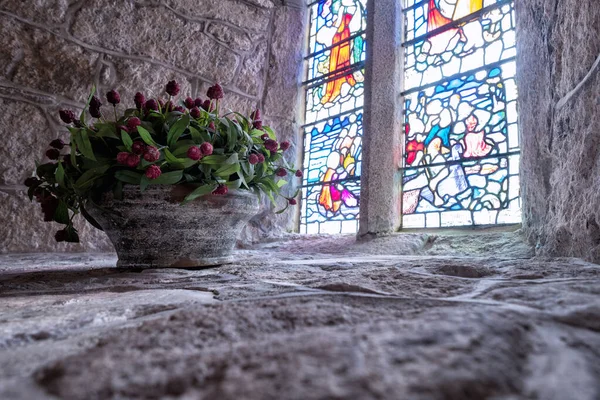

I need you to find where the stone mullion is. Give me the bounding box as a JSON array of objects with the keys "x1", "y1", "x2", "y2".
[{"x1": 359, "y1": 0, "x2": 404, "y2": 237}]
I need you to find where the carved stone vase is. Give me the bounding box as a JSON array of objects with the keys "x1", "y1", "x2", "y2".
[{"x1": 87, "y1": 185, "x2": 259, "y2": 269}]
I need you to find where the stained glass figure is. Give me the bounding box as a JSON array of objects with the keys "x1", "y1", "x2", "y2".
[
  {"x1": 401, "y1": 0, "x2": 520, "y2": 228},
  {"x1": 301, "y1": 0, "x2": 367, "y2": 234}
]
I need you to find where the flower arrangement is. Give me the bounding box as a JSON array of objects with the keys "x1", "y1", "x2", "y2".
[{"x1": 25, "y1": 81, "x2": 301, "y2": 243}]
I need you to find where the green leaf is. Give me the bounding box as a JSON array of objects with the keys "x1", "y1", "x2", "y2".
[
  {"x1": 200, "y1": 154, "x2": 229, "y2": 165},
  {"x1": 140, "y1": 175, "x2": 150, "y2": 192},
  {"x1": 226, "y1": 179, "x2": 242, "y2": 190},
  {"x1": 94, "y1": 123, "x2": 120, "y2": 139},
  {"x1": 276, "y1": 179, "x2": 288, "y2": 188},
  {"x1": 65, "y1": 225, "x2": 80, "y2": 243},
  {"x1": 115, "y1": 170, "x2": 143, "y2": 185},
  {"x1": 137, "y1": 126, "x2": 159, "y2": 147},
  {"x1": 182, "y1": 183, "x2": 218, "y2": 205},
  {"x1": 55, "y1": 162, "x2": 66, "y2": 187},
  {"x1": 81, "y1": 204, "x2": 103, "y2": 231},
  {"x1": 214, "y1": 162, "x2": 240, "y2": 178},
  {"x1": 73, "y1": 129, "x2": 96, "y2": 161},
  {"x1": 167, "y1": 114, "x2": 190, "y2": 148},
  {"x1": 263, "y1": 126, "x2": 276, "y2": 140},
  {"x1": 149, "y1": 170, "x2": 183, "y2": 185},
  {"x1": 53, "y1": 200, "x2": 70, "y2": 224},
  {"x1": 172, "y1": 143, "x2": 194, "y2": 157},
  {"x1": 74, "y1": 164, "x2": 110, "y2": 191},
  {"x1": 80, "y1": 85, "x2": 96, "y2": 124},
  {"x1": 121, "y1": 129, "x2": 133, "y2": 152}
]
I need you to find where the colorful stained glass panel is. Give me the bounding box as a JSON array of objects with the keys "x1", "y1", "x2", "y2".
[{"x1": 300, "y1": 180, "x2": 361, "y2": 234}]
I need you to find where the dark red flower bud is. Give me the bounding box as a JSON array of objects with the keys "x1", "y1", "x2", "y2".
[
  {"x1": 50, "y1": 138, "x2": 65, "y2": 149},
  {"x1": 207, "y1": 83, "x2": 224, "y2": 100},
  {"x1": 200, "y1": 142, "x2": 213, "y2": 156},
  {"x1": 127, "y1": 117, "x2": 141, "y2": 131},
  {"x1": 257, "y1": 153, "x2": 265, "y2": 163},
  {"x1": 279, "y1": 141, "x2": 290, "y2": 151},
  {"x1": 143, "y1": 146, "x2": 160, "y2": 162},
  {"x1": 184, "y1": 97, "x2": 195, "y2": 109},
  {"x1": 212, "y1": 184, "x2": 228, "y2": 195},
  {"x1": 275, "y1": 168, "x2": 287, "y2": 177},
  {"x1": 145, "y1": 99, "x2": 158, "y2": 111},
  {"x1": 117, "y1": 152, "x2": 130, "y2": 165},
  {"x1": 253, "y1": 120, "x2": 263, "y2": 130},
  {"x1": 166, "y1": 80, "x2": 180, "y2": 96},
  {"x1": 248, "y1": 154, "x2": 259, "y2": 165},
  {"x1": 118, "y1": 125, "x2": 129, "y2": 133},
  {"x1": 125, "y1": 154, "x2": 140, "y2": 168},
  {"x1": 46, "y1": 148, "x2": 60, "y2": 160},
  {"x1": 295, "y1": 169, "x2": 303, "y2": 177},
  {"x1": 190, "y1": 107, "x2": 201, "y2": 119},
  {"x1": 162, "y1": 101, "x2": 174, "y2": 112},
  {"x1": 264, "y1": 139, "x2": 278, "y2": 152},
  {"x1": 24, "y1": 177, "x2": 40, "y2": 187},
  {"x1": 89, "y1": 106, "x2": 101, "y2": 118},
  {"x1": 208, "y1": 121, "x2": 216, "y2": 131},
  {"x1": 63, "y1": 155, "x2": 72, "y2": 166},
  {"x1": 174, "y1": 106, "x2": 186, "y2": 113},
  {"x1": 131, "y1": 141, "x2": 145, "y2": 155},
  {"x1": 59, "y1": 109, "x2": 76, "y2": 124},
  {"x1": 107, "y1": 89, "x2": 120, "y2": 105},
  {"x1": 194, "y1": 97, "x2": 203, "y2": 107},
  {"x1": 73, "y1": 120, "x2": 84, "y2": 128},
  {"x1": 201, "y1": 99, "x2": 215, "y2": 112},
  {"x1": 250, "y1": 109, "x2": 261, "y2": 121},
  {"x1": 289, "y1": 198, "x2": 297, "y2": 205},
  {"x1": 145, "y1": 165, "x2": 162, "y2": 180},
  {"x1": 260, "y1": 133, "x2": 269, "y2": 140},
  {"x1": 41, "y1": 196, "x2": 59, "y2": 221},
  {"x1": 134, "y1": 92, "x2": 146, "y2": 109},
  {"x1": 187, "y1": 146, "x2": 202, "y2": 160},
  {"x1": 55, "y1": 229, "x2": 68, "y2": 242},
  {"x1": 90, "y1": 95, "x2": 102, "y2": 109}
]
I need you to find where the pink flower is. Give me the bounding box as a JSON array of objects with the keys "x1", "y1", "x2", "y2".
[
  {"x1": 145, "y1": 165, "x2": 162, "y2": 180},
  {"x1": 295, "y1": 169, "x2": 303, "y2": 177},
  {"x1": 166, "y1": 80, "x2": 180, "y2": 96},
  {"x1": 212, "y1": 184, "x2": 228, "y2": 195},
  {"x1": 187, "y1": 146, "x2": 202, "y2": 160},
  {"x1": 257, "y1": 154, "x2": 265, "y2": 163},
  {"x1": 117, "y1": 152, "x2": 130, "y2": 165},
  {"x1": 200, "y1": 142, "x2": 213, "y2": 156},
  {"x1": 126, "y1": 154, "x2": 140, "y2": 168},
  {"x1": 131, "y1": 141, "x2": 145, "y2": 155},
  {"x1": 248, "y1": 154, "x2": 259, "y2": 165},
  {"x1": 208, "y1": 121, "x2": 216, "y2": 131},
  {"x1": 143, "y1": 146, "x2": 160, "y2": 162},
  {"x1": 118, "y1": 125, "x2": 129, "y2": 133}
]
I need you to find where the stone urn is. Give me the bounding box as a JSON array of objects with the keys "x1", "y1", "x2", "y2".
[{"x1": 86, "y1": 185, "x2": 260, "y2": 269}]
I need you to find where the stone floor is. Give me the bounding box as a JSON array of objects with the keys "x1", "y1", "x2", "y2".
[{"x1": 1, "y1": 230, "x2": 600, "y2": 399}]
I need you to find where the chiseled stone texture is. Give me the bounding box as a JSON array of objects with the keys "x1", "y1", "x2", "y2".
[
  {"x1": 0, "y1": 0, "x2": 305, "y2": 252},
  {"x1": 517, "y1": 0, "x2": 600, "y2": 262},
  {"x1": 0, "y1": 233, "x2": 599, "y2": 399}
]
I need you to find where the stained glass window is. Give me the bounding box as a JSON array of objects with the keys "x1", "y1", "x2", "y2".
[
  {"x1": 401, "y1": 0, "x2": 521, "y2": 228},
  {"x1": 301, "y1": 0, "x2": 367, "y2": 234}
]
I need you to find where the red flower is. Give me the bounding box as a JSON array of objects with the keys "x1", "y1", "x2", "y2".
[
  {"x1": 24, "y1": 177, "x2": 41, "y2": 187},
  {"x1": 131, "y1": 141, "x2": 145, "y2": 155},
  {"x1": 117, "y1": 152, "x2": 130, "y2": 165},
  {"x1": 250, "y1": 109, "x2": 261, "y2": 121},
  {"x1": 125, "y1": 154, "x2": 140, "y2": 168},
  {"x1": 212, "y1": 184, "x2": 228, "y2": 195},
  {"x1": 279, "y1": 141, "x2": 290, "y2": 151},
  {"x1": 275, "y1": 168, "x2": 287, "y2": 177},
  {"x1": 145, "y1": 165, "x2": 162, "y2": 180},
  {"x1": 264, "y1": 139, "x2": 278, "y2": 152},
  {"x1": 295, "y1": 169, "x2": 303, "y2": 178},
  {"x1": 187, "y1": 146, "x2": 202, "y2": 160},
  {"x1": 248, "y1": 154, "x2": 259, "y2": 165},
  {"x1": 143, "y1": 146, "x2": 160, "y2": 162},
  {"x1": 257, "y1": 154, "x2": 265, "y2": 163},
  {"x1": 50, "y1": 138, "x2": 65, "y2": 149},
  {"x1": 194, "y1": 97, "x2": 203, "y2": 108},
  {"x1": 166, "y1": 80, "x2": 180, "y2": 96},
  {"x1": 145, "y1": 99, "x2": 158, "y2": 111},
  {"x1": 127, "y1": 117, "x2": 141, "y2": 131},
  {"x1": 208, "y1": 121, "x2": 215, "y2": 131},
  {"x1": 190, "y1": 107, "x2": 201, "y2": 119},
  {"x1": 184, "y1": 97, "x2": 195, "y2": 109},
  {"x1": 134, "y1": 92, "x2": 146, "y2": 109},
  {"x1": 59, "y1": 110, "x2": 76, "y2": 124},
  {"x1": 252, "y1": 120, "x2": 263, "y2": 130},
  {"x1": 106, "y1": 89, "x2": 120, "y2": 105},
  {"x1": 118, "y1": 125, "x2": 129, "y2": 133},
  {"x1": 207, "y1": 83, "x2": 224, "y2": 100},
  {"x1": 200, "y1": 142, "x2": 213, "y2": 156},
  {"x1": 288, "y1": 198, "x2": 297, "y2": 205},
  {"x1": 46, "y1": 148, "x2": 60, "y2": 160},
  {"x1": 55, "y1": 229, "x2": 68, "y2": 242}
]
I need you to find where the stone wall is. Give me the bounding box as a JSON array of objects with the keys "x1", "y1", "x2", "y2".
[
  {"x1": 0, "y1": 0, "x2": 305, "y2": 253},
  {"x1": 517, "y1": 0, "x2": 600, "y2": 262}
]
